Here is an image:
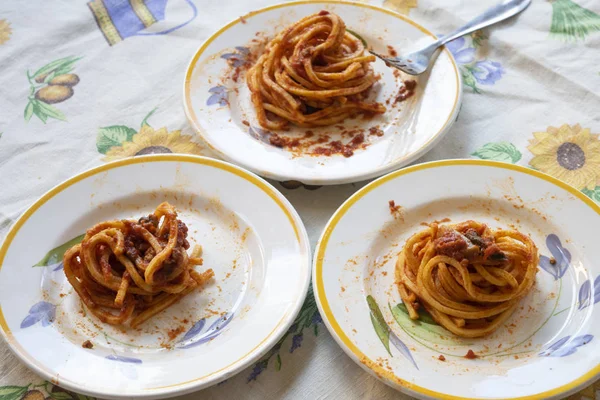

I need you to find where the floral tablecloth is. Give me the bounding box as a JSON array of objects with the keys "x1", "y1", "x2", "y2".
[{"x1": 1, "y1": 0, "x2": 599, "y2": 399}]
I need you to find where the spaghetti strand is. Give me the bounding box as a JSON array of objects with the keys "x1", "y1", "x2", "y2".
[
  {"x1": 246, "y1": 11, "x2": 385, "y2": 129},
  {"x1": 63, "y1": 202, "x2": 214, "y2": 327},
  {"x1": 395, "y1": 221, "x2": 538, "y2": 338}
]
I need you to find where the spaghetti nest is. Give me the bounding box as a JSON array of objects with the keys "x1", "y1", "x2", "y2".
[
  {"x1": 246, "y1": 11, "x2": 385, "y2": 129},
  {"x1": 395, "y1": 221, "x2": 538, "y2": 338},
  {"x1": 63, "y1": 202, "x2": 214, "y2": 328}
]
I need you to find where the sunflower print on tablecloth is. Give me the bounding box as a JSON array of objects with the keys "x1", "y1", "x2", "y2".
[
  {"x1": 528, "y1": 124, "x2": 600, "y2": 192},
  {"x1": 0, "y1": 19, "x2": 12, "y2": 45},
  {"x1": 103, "y1": 126, "x2": 204, "y2": 161}
]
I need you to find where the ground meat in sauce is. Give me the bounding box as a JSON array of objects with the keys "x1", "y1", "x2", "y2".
[
  {"x1": 438, "y1": 355, "x2": 446, "y2": 361},
  {"x1": 434, "y1": 230, "x2": 468, "y2": 260},
  {"x1": 139, "y1": 214, "x2": 159, "y2": 234},
  {"x1": 312, "y1": 133, "x2": 366, "y2": 157},
  {"x1": 176, "y1": 220, "x2": 190, "y2": 249},
  {"x1": 465, "y1": 349, "x2": 477, "y2": 359},
  {"x1": 82, "y1": 340, "x2": 93, "y2": 349},
  {"x1": 483, "y1": 243, "x2": 504, "y2": 261},
  {"x1": 395, "y1": 80, "x2": 417, "y2": 103},
  {"x1": 369, "y1": 126, "x2": 384, "y2": 137},
  {"x1": 434, "y1": 225, "x2": 506, "y2": 262},
  {"x1": 123, "y1": 216, "x2": 189, "y2": 265}
]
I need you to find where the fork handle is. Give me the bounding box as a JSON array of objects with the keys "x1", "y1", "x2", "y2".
[{"x1": 436, "y1": 0, "x2": 531, "y2": 46}]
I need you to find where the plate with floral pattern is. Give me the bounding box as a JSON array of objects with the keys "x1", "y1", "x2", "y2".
[
  {"x1": 0, "y1": 155, "x2": 311, "y2": 399},
  {"x1": 313, "y1": 159, "x2": 600, "y2": 399},
  {"x1": 183, "y1": 1, "x2": 461, "y2": 185}
]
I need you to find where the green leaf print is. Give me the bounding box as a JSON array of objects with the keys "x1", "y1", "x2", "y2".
[
  {"x1": 33, "y1": 234, "x2": 84, "y2": 267},
  {"x1": 394, "y1": 303, "x2": 437, "y2": 325},
  {"x1": 460, "y1": 68, "x2": 481, "y2": 94},
  {"x1": 390, "y1": 303, "x2": 467, "y2": 346},
  {"x1": 96, "y1": 125, "x2": 137, "y2": 154},
  {"x1": 32, "y1": 56, "x2": 81, "y2": 80},
  {"x1": 24, "y1": 101, "x2": 34, "y2": 121},
  {"x1": 52, "y1": 58, "x2": 81, "y2": 77},
  {"x1": 472, "y1": 142, "x2": 522, "y2": 163},
  {"x1": 366, "y1": 295, "x2": 391, "y2": 355},
  {"x1": 346, "y1": 29, "x2": 367, "y2": 47},
  {"x1": 34, "y1": 101, "x2": 48, "y2": 124},
  {"x1": 582, "y1": 186, "x2": 600, "y2": 202},
  {"x1": 48, "y1": 392, "x2": 72, "y2": 400},
  {"x1": 25, "y1": 56, "x2": 81, "y2": 124},
  {"x1": 75, "y1": 394, "x2": 96, "y2": 400},
  {"x1": 35, "y1": 100, "x2": 67, "y2": 121},
  {"x1": 0, "y1": 386, "x2": 28, "y2": 400},
  {"x1": 140, "y1": 107, "x2": 158, "y2": 128},
  {"x1": 550, "y1": 0, "x2": 600, "y2": 41},
  {"x1": 471, "y1": 30, "x2": 489, "y2": 48}
]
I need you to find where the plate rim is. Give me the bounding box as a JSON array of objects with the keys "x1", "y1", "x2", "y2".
[
  {"x1": 312, "y1": 158, "x2": 600, "y2": 400},
  {"x1": 0, "y1": 154, "x2": 312, "y2": 399},
  {"x1": 182, "y1": 0, "x2": 463, "y2": 185}
]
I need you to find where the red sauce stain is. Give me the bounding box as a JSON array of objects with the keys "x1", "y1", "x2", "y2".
[
  {"x1": 368, "y1": 126, "x2": 384, "y2": 137},
  {"x1": 395, "y1": 80, "x2": 417, "y2": 103},
  {"x1": 438, "y1": 355, "x2": 446, "y2": 361},
  {"x1": 167, "y1": 325, "x2": 186, "y2": 341},
  {"x1": 387, "y1": 45, "x2": 398, "y2": 57},
  {"x1": 312, "y1": 133, "x2": 366, "y2": 157},
  {"x1": 465, "y1": 349, "x2": 477, "y2": 359},
  {"x1": 388, "y1": 200, "x2": 404, "y2": 221}
]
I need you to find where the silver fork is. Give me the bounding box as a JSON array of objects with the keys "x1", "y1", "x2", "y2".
[{"x1": 370, "y1": 0, "x2": 531, "y2": 75}]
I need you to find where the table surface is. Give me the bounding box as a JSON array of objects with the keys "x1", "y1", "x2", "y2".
[{"x1": 1, "y1": 0, "x2": 599, "y2": 399}]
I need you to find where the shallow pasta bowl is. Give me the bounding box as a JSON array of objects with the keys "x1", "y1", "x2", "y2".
[
  {"x1": 0, "y1": 155, "x2": 311, "y2": 399},
  {"x1": 183, "y1": 0, "x2": 461, "y2": 185},
  {"x1": 313, "y1": 159, "x2": 600, "y2": 399}
]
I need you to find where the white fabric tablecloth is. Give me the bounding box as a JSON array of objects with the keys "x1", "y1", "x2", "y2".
[{"x1": 1, "y1": 0, "x2": 599, "y2": 398}]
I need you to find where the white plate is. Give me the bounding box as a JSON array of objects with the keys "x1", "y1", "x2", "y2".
[
  {"x1": 313, "y1": 160, "x2": 600, "y2": 399},
  {"x1": 183, "y1": 1, "x2": 461, "y2": 185},
  {"x1": 0, "y1": 155, "x2": 311, "y2": 399}
]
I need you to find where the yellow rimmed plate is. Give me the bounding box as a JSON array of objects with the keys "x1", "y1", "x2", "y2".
[
  {"x1": 183, "y1": 0, "x2": 461, "y2": 185},
  {"x1": 0, "y1": 155, "x2": 311, "y2": 399},
  {"x1": 313, "y1": 159, "x2": 600, "y2": 399}
]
